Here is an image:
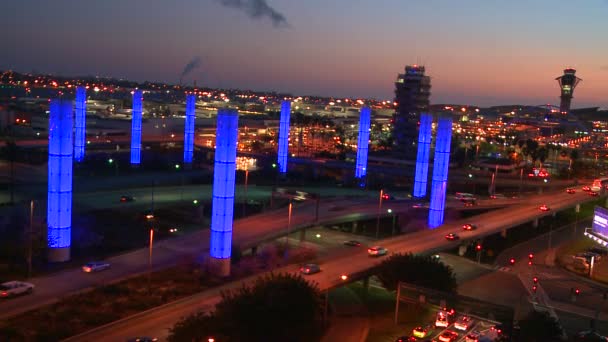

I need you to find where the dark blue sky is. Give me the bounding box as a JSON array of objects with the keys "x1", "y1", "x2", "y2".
[{"x1": 1, "y1": 0, "x2": 607, "y2": 107}]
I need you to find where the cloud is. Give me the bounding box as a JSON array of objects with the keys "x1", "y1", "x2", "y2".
[
  {"x1": 215, "y1": 0, "x2": 289, "y2": 28},
  {"x1": 180, "y1": 57, "x2": 202, "y2": 79},
  {"x1": 601, "y1": 65, "x2": 608, "y2": 71}
]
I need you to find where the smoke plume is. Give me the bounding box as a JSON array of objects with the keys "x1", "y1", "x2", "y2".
[
  {"x1": 215, "y1": 0, "x2": 289, "y2": 28},
  {"x1": 180, "y1": 57, "x2": 202, "y2": 80}
]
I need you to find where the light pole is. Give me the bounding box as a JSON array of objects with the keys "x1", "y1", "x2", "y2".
[
  {"x1": 284, "y1": 201, "x2": 293, "y2": 259},
  {"x1": 519, "y1": 167, "x2": 524, "y2": 196},
  {"x1": 375, "y1": 189, "x2": 384, "y2": 238},
  {"x1": 388, "y1": 209, "x2": 396, "y2": 235},
  {"x1": 148, "y1": 228, "x2": 154, "y2": 293},
  {"x1": 243, "y1": 169, "x2": 249, "y2": 217},
  {"x1": 490, "y1": 164, "x2": 498, "y2": 195},
  {"x1": 27, "y1": 200, "x2": 34, "y2": 279}
]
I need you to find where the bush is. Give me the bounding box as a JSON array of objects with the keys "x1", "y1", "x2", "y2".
[{"x1": 376, "y1": 253, "x2": 458, "y2": 293}]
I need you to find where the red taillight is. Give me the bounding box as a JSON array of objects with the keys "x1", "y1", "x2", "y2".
[
  {"x1": 306, "y1": 268, "x2": 310, "y2": 273},
  {"x1": 1, "y1": 292, "x2": 7, "y2": 296}
]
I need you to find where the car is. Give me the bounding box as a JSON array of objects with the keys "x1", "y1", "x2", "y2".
[
  {"x1": 127, "y1": 338, "x2": 158, "y2": 342},
  {"x1": 539, "y1": 204, "x2": 550, "y2": 211},
  {"x1": 462, "y1": 224, "x2": 477, "y2": 231},
  {"x1": 445, "y1": 233, "x2": 460, "y2": 241},
  {"x1": 381, "y1": 191, "x2": 395, "y2": 200},
  {"x1": 465, "y1": 332, "x2": 480, "y2": 342},
  {"x1": 438, "y1": 330, "x2": 459, "y2": 342},
  {"x1": 463, "y1": 199, "x2": 476, "y2": 207},
  {"x1": 120, "y1": 195, "x2": 135, "y2": 202},
  {"x1": 0, "y1": 281, "x2": 35, "y2": 298},
  {"x1": 344, "y1": 240, "x2": 362, "y2": 247},
  {"x1": 412, "y1": 202, "x2": 427, "y2": 208},
  {"x1": 412, "y1": 325, "x2": 431, "y2": 338},
  {"x1": 368, "y1": 246, "x2": 388, "y2": 256},
  {"x1": 82, "y1": 261, "x2": 111, "y2": 273},
  {"x1": 582, "y1": 186, "x2": 591, "y2": 191},
  {"x1": 299, "y1": 263, "x2": 321, "y2": 275},
  {"x1": 435, "y1": 308, "x2": 455, "y2": 327},
  {"x1": 566, "y1": 188, "x2": 576, "y2": 194},
  {"x1": 395, "y1": 336, "x2": 416, "y2": 342},
  {"x1": 489, "y1": 194, "x2": 506, "y2": 199},
  {"x1": 454, "y1": 315, "x2": 474, "y2": 331},
  {"x1": 590, "y1": 191, "x2": 599, "y2": 197}
]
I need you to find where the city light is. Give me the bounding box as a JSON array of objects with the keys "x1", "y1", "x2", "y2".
[
  {"x1": 428, "y1": 115, "x2": 453, "y2": 228},
  {"x1": 277, "y1": 100, "x2": 291, "y2": 174},
  {"x1": 210, "y1": 108, "x2": 239, "y2": 275},
  {"x1": 130, "y1": 90, "x2": 143, "y2": 165},
  {"x1": 183, "y1": 94, "x2": 195, "y2": 164},
  {"x1": 413, "y1": 112, "x2": 432, "y2": 198},
  {"x1": 74, "y1": 86, "x2": 87, "y2": 162},
  {"x1": 47, "y1": 99, "x2": 74, "y2": 262},
  {"x1": 355, "y1": 107, "x2": 371, "y2": 183}
]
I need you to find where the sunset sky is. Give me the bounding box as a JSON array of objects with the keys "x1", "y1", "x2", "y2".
[{"x1": 1, "y1": 0, "x2": 607, "y2": 107}]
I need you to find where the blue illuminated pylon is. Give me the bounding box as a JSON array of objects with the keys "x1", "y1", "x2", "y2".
[
  {"x1": 277, "y1": 100, "x2": 291, "y2": 174},
  {"x1": 413, "y1": 112, "x2": 432, "y2": 197},
  {"x1": 130, "y1": 90, "x2": 143, "y2": 165},
  {"x1": 183, "y1": 94, "x2": 196, "y2": 164},
  {"x1": 47, "y1": 99, "x2": 74, "y2": 262},
  {"x1": 355, "y1": 106, "x2": 371, "y2": 186},
  {"x1": 74, "y1": 86, "x2": 87, "y2": 162},
  {"x1": 209, "y1": 108, "x2": 239, "y2": 276},
  {"x1": 428, "y1": 114, "x2": 453, "y2": 228}
]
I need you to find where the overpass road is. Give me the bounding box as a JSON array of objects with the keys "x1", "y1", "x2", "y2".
[{"x1": 61, "y1": 187, "x2": 604, "y2": 341}]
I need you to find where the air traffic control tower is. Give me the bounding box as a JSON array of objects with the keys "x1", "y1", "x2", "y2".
[{"x1": 556, "y1": 68, "x2": 581, "y2": 115}]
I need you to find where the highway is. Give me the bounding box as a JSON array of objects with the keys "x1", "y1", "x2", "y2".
[{"x1": 62, "y1": 187, "x2": 603, "y2": 341}]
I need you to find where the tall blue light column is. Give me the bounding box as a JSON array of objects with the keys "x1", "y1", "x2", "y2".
[
  {"x1": 130, "y1": 90, "x2": 143, "y2": 166},
  {"x1": 47, "y1": 99, "x2": 74, "y2": 262},
  {"x1": 209, "y1": 108, "x2": 239, "y2": 276},
  {"x1": 355, "y1": 106, "x2": 371, "y2": 186},
  {"x1": 428, "y1": 114, "x2": 453, "y2": 228},
  {"x1": 183, "y1": 94, "x2": 196, "y2": 165},
  {"x1": 413, "y1": 112, "x2": 433, "y2": 197},
  {"x1": 74, "y1": 86, "x2": 86, "y2": 162},
  {"x1": 277, "y1": 100, "x2": 291, "y2": 174}
]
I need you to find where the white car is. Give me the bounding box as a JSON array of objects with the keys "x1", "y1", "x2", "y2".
[
  {"x1": 82, "y1": 261, "x2": 111, "y2": 273},
  {"x1": 0, "y1": 281, "x2": 35, "y2": 298},
  {"x1": 454, "y1": 315, "x2": 474, "y2": 331},
  {"x1": 367, "y1": 246, "x2": 388, "y2": 257}
]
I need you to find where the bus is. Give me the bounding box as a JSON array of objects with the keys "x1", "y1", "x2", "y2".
[{"x1": 591, "y1": 178, "x2": 608, "y2": 193}]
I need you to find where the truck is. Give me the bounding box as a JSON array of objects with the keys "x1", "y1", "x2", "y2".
[{"x1": 0, "y1": 281, "x2": 35, "y2": 298}]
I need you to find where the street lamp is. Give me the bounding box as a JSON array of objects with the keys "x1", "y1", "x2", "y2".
[
  {"x1": 27, "y1": 200, "x2": 34, "y2": 279},
  {"x1": 388, "y1": 209, "x2": 396, "y2": 235},
  {"x1": 148, "y1": 228, "x2": 154, "y2": 293},
  {"x1": 243, "y1": 169, "x2": 249, "y2": 217},
  {"x1": 284, "y1": 201, "x2": 293, "y2": 259},
  {"x1": 375, "y1": 189, "x2": 384, "y2": 238}
]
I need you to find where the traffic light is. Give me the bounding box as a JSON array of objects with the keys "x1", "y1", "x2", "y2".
[
  {"x1": 575, "y1": 288, "x2": 580, "y2": 296},
  {"x1": 476, "y1": 244, "x2": 482, "y2": 252},
  {"x1": 528, "y1": 253, "x2": 534, "y2": 265},
  {"x1": 532, "y1": 285, "x2": 538, "y2": 293},
  {"x1": 509, "y1": 258, "x2": 516, "y2": 265},
  {"x1": 533, "y1": 277, "x2": 538, "y2": 284}
]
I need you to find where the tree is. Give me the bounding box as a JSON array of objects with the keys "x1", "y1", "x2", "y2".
[
  {"x1": 376, "y1": 253, "x2": 457, "y2": 293},
  {"x1": 168, "y1": 273, "x2": 324, "y2": 342},
  {"x1": 516, "y1": 311, "x2": 562, "y2": 341}
]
